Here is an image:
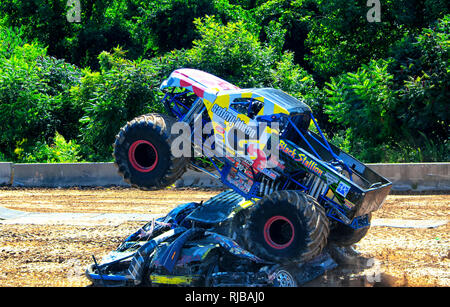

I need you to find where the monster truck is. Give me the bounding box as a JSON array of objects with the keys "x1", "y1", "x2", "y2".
[{"x1": 87, "y1": 68, "x2": 391, "y2": 286}]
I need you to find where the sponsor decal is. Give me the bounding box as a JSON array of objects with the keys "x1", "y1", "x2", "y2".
[
  {"x1": 278, "y1": 140, "x2": 324, "y2": 177},
  {"x1": 226, "y1": 167, "x2": 253, "y2": 194},
  {"x1": 336, "y1": 181, "x2": 351, "y2": 197},
  {"x1": 233, "y1": 158, "x2": 254, "y2": 179},
  {"x1": 211, "y1": 104, "x2": 257, "y2": 138},
  {"x1": 343, "y1": 199, "x2": 355, "y2": 210},
  {"x1": 260, "y1": 168, "x2": 279, "y2": 180}
]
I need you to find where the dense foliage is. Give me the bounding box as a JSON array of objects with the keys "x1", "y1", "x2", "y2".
[{"x1": 0, "y1": 0, "x2": 448, "y2": 163}]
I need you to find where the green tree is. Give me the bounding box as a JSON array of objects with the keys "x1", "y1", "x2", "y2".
[
  {"x1": 185, "y1": 16, "x2": 275, "y2": 87},
  {"x1": 389, "y1": 15, "x2": 449, "y2": 161},
  {"x1": 255, "y1": 0, "x2": 318, "y2": 68},
  {"x1": 305, "y1": 0, "x2": 449, "y2": 82},
  {"x1": 19, "y1": 132, "x2": 82, "y2": 163},
  {"x1": 0, "y1": 0, "x2": 141, "y2": 69}
]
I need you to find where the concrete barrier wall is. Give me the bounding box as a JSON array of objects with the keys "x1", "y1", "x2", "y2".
[
  {"x1": 0, "y1": 162, "x2": 449, "y2": 192},
  {"x1": 367, "y1": 163, "x2": 450, "y2": 192},
  {"x1": 0, "y1": 163, "x2": 12, "y2": 185},
  {"x1": 12, "y1": 163, "x2": 128, "y2": 188},
  {"x1": 8, "y1": 163, "x2": 225, "y2": 189}
]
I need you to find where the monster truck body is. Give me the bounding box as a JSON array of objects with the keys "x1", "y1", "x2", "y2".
[
  {"x1": 157, "y1": 69, "x2": 391, "y2": 228},
  {"x1": 99, "y1": 68, "x2": 392, "y2": 286}
]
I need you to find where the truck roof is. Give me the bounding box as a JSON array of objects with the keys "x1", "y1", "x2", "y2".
[
  {"x1": 160, "y1": 68, "x2": 239, "y2": 101},
  {"x1": 161, "y1": 68, "x2": 311, "y2": 115},
  {"x1": 218, "y1": 88, "x2": 311, "y2": 115}
]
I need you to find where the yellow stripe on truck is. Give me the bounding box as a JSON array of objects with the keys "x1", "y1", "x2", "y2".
[{"x1": 150, "y1": 274, "x2": 200, "y2": 285}]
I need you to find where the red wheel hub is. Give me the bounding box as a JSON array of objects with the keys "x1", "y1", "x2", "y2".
[
  {"x1": 263, "y1": 216, "x2": 295, "y2": 249},
  {"x1": 128, "y1": 140, "x2": 158, "y2": 172}
]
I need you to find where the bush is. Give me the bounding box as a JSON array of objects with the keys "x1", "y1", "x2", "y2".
[
  {"x1": 0, "y1": 26, "x2": 82, "y2": 161},
  {"x1": 0, "y1": 151, "x2": 6, "y2": 162},
  {"x1": 35, "y1": 55, "x2": 83, "y2": 141},
  {"x1": 18, "y1": 132, "x2": 82, "y2": 163},
  {"x1": 163, "y1": 15, "x2": 320, "y2": 105},
  {"x1": 322, "y1": 16, "x2": 449, "y2": 162},
  {"x1": 271, "y1": 52, "x2": 318, "y2": 100},
  {"x1": 323, "y1": 59, "x2": 395, "y2": 162},
  {"x1": 75, "y1": 49, "x2": 164, "y2": 161},
  {"x1": 0, "y1": 28, "x2": 54, "y2": 159}
]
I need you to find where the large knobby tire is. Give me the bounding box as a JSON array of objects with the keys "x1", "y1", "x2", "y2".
[
  {"x1": 113, "y1": 113, "x2": 188, "y2": 189},
  {"x1": 239, "y1": 191, "x2": 329, "y2": 263},
  {"x1": 329, "y1": 213, "x2": 372, "y2": 246}
]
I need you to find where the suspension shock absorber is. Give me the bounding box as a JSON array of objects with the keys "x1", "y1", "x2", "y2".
[
  {"x1": 258, "y1": 176, "x2": 281, "y2": 196},
  {"x1": 259, "y1": 177, "x2": 266, "y2": 195},
  {"x1": 304, "y1": 174, "x2": 328, "y2": 200}
]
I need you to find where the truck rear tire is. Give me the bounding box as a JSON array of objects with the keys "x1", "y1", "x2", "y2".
[
  {"x1": 329, "y1": 214, "x2": 372, "y2": 246},
  {"x1": 113, "y1": 113, "x2": 188, "y2": 189},
  {"x1": 238, "y1": 191, "x2": 329, "y2": 263}
]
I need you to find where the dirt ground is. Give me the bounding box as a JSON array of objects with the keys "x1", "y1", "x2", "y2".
[{"x1": 0, "y1": 187, "x2": 448, "y2": 287}]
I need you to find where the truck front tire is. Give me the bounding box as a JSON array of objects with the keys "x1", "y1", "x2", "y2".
[{"x1": 113, "y1": 113, "x2": 188, "y2": 189}]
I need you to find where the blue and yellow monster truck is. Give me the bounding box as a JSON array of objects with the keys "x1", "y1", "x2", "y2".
[{"x1": 86, "y1": 69, "x2": 391, "y2": 286}]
